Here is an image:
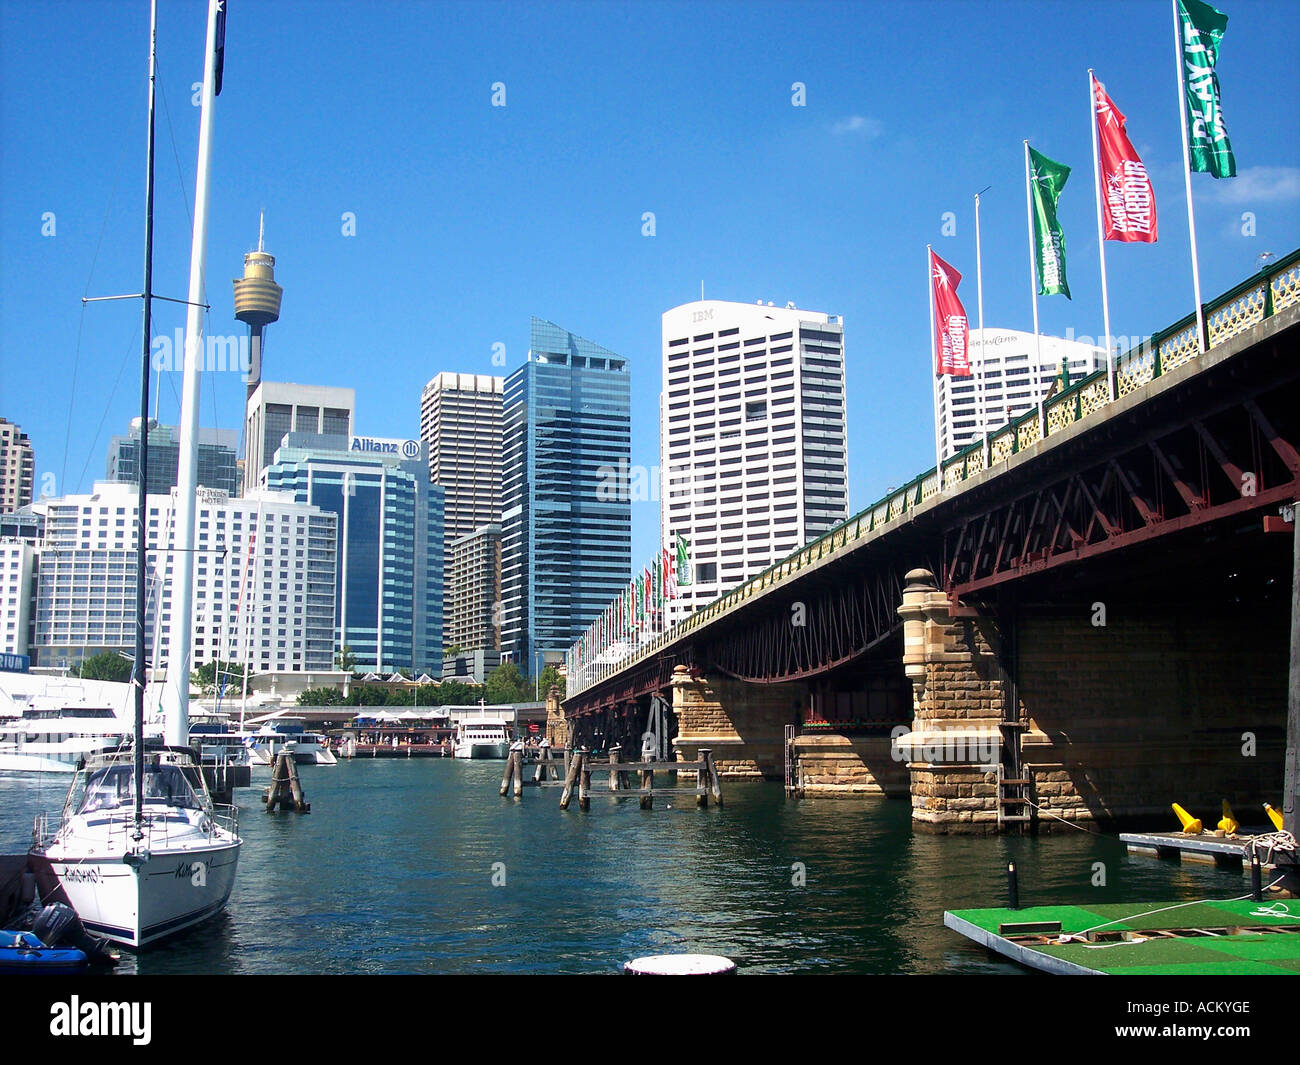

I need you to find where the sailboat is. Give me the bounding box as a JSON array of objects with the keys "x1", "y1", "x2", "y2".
[{"x1": 29, "y1": 0, "x2": 242, "y2": 950}]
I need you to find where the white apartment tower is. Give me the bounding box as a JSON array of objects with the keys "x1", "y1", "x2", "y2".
[
  {"x1": 660, "y1": 300, "x2": 848, "y2": 624},
  {"x1": 243, "y1": 381, "x2": 355, "y2": 495},
  {"x1": 938, "y1": 328, "x2": 1107, "y2": 459}
]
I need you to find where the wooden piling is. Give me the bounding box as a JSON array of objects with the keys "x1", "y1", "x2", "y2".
[
  {"x1": 608, "y1": 745, "x2": 621, "y2": 792},
  {"x1": 579, "y1": 752, "x2": 592, "y2": 811},
  {"x1": 640, "y1": 768, "x2": 653, "y2": 809},
  {"x1": 560, "y1": 749, "x2": 582, "y2": 810},
  {"x1": 513, "y1": 749, "x2": 523, "y2": 798},
  {"x1": 263, "y1": 751, "x2": 310, "y2": 813},
  {"x1": 704, "y1": 748, "x2": 722, "y2": 807},
  {"x1": 696, "y1": 747, "x2": 710, "y2": 807},
  {"x1": 500, "y1": 750, "x2": 516, "y2": 797}
]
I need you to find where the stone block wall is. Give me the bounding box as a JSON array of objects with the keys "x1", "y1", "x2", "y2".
[{"x1": 670, "y1": 665, "x2": 804, "y2": 779}]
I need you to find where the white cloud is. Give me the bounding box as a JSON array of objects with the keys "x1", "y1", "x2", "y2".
[
  {"x1": 831, "y1": 115, "x2": 884, "y2": 138},
  {"x1": 1203, "y1": 165, "x2": 1300, "y2": 205}
]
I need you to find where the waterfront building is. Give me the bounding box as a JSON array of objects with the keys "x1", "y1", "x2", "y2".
[
  {"x1": 446, "y1": 523, "x2": 501, "y2": 655},
  {"x1": 106, "y1": 418, "x2": 239, "y2": 497},
  {"x1": 0, "y1": 539, "x2": 36, "y2": 658},
  {"x1": 243, "y1": 381, "x2": 354, "y2": 496},
  {"x1": 938, "y1": 328, "x2": 1106, "y2": 459},
  {"x1": 500, "y1": 318, "x2": 631, "y2": 672},
  {"x1": 265, "y1": 432, "x2": 444, "y2": 675},
  {"x1": 418, "y1": 372, "x2": 503, "y2": 625},
  {"x1": 30, "y1": 482, "x2": 336, "y2": 674},
  {"x1": 660, "y1": 300, "x2": 849, "y2": 625},
  {"x1": 0, "y1": 419, "x2": 35, "y2": 513}
]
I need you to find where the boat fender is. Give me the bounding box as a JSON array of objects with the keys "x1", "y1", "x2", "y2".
[{"x1": 1171, "y1": 803, "x2": 1203, "y2": 835}]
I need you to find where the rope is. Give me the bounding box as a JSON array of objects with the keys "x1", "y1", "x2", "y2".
[
  {"x1": 1245, "y1": 831, "x2": 1296, "y2": 865},
  {"x1": 1057, "y1": 874, "x2": 1289, "y2": 945},
  {"x1": 1022, "y1": 797, "x2": 1105, "y2": 835}
]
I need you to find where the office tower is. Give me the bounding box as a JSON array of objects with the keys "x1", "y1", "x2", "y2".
[
  {"x1": 500, "y1": 318, "x2": 631, "y2": 673},
  {"x1": 0, "y1": 419, "x2": 35, "y2": 513},
  {"x1": 265, "y1": 432, "x2": 444, "y2": 675},
  {"x1": 106, "y1": 418, "x2": 239, "y2": 497},
  {"x1": 660, "y1": 300, "x2": 849, "y2": 624},
  {"x1": 419, "y1": 372, "x2": 503, "y2": 626},
  {"x1": 243, "y1": 381, "x2": 354, "y2": 495},
  {"x1": 447, "y1": 523, "x2": 501, "y2": 654},
  {"x1": 31, "y1": 482, "x2": 336, "y2": 674},
  {"x1": 937, "y1": 328, "x2": 1107, "y2": 459},
  {"x1": 232, "y1": 214, "x2": 283, "y2": 400}
]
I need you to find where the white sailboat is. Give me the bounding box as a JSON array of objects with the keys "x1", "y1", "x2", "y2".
[{"x1": 30, "y1": 0, "x2": 241, "y2": 950}]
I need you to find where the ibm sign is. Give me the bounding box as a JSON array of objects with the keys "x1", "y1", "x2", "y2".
[{"x1": 349, "y1": 436, "x2": 422, "y2": 460}]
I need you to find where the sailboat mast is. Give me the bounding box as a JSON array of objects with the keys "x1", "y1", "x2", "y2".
[
  {"x1": 133, "y1": 0, "x2": 160, "y2": 836},
  {"x1": 164, "y1": 0, "x2": 223, "y2": 745}
]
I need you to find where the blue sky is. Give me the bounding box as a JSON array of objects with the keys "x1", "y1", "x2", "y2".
[{"x1": 3, "y1": 0, "x2": 1299, "y2": 567}]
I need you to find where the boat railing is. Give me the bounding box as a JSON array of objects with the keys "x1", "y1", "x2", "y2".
[
  {"x1": 210, "y1": 802, "x2": 239, "y2": 840},
  {"x1": 32, "y1": 811, "x2": 51, "y2": 848}
]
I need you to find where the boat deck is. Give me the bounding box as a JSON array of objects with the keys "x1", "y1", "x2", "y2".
[{"x1": 945, "y1": 897, "x2": 1300, "y2": 975}]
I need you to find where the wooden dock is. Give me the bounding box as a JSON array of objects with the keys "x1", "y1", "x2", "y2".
[
  {"x1": 945, "y1": 897, "x2": 1300, "y2": 975},
  {"x1": 498, "y1": 746, "x2": 723, "y2": 810}
]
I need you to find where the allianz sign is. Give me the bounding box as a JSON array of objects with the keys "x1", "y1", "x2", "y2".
[{"x1": 349, "y1": 437, "x2": 422, "y2": 460}]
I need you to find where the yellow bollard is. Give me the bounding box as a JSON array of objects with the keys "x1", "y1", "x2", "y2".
[
  {"x1": 1172, "y1": 803, "x2": 1203, "y2": 835},
  {"x1": 1263, "y1": 803, "x2": 1284, "y2": 831},
  {"x1": 1217, "y1": 800, "x2": 1239, "y2": 835}
]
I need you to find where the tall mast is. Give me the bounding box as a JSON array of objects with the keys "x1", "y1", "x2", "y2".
[
  {"x1": 164, "y1": 0, "x2": 223, "y2": 745},
  {"x1": 133, "y1": 0, "x2": 159, "y2": 837}
]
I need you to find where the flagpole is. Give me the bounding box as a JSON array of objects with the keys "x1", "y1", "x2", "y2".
[
  {"x1": 927, "y1": 244, "x2": 943, "y2": 486},
  {"x1": 974, "y1": 190, "x2": 990, "y2": 466},
  {"x1": 1088, "y1": 70, "x2": 1116, "y2": 402},
  {"x1": 1023, "y1": 142, "x2": 1048, "y2": 438},
  {"x1": 1173, "y1": 0, "x2": 1207, "y2": 353}
]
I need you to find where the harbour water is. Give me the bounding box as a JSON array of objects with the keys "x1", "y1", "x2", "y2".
[{"x1": 0, "y1": 760, "x2": 1251, "y2": 975}]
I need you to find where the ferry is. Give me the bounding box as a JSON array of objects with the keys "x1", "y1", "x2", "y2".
[
  {"x1": 452, "y1": 719, "x2": 511, "y2": 759},
  {"x1": 246, "y1": 718, "x2": 338, "y2": 766}
]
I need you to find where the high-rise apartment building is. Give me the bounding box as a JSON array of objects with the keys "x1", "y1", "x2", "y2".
[
  {"x1": 31, "y1": 482, "x2": 336, "y2": 674},
  {"x1": 265, "y1": 432, "x2": 444, "y2": 674},
  {"x1": 243, "y1": 382, "x2": 354, "y2": 495},
  {"x1": 0, "y1": 540, "x2": 36, "y2": 658},
  {"x1": 106, "y1": 418, "x2": 239, "y2": 497},
  {"x1": 0, "y1": 419, "x2": 35, "y2": 513},
  {"x1": 660, "y1": 300, "x2": 849, "y2": 624},
  {"x1": 419, "y1": 372, "x2": 502, "y2": 626},
  {"x1": 937, "y1": 328, "x2": 1106, "y2": 459},
  {"x1": 501, "y1": 319, "x2": 631, "y2": 672},
  {"x1": 447, "y1": 523, "x2": 501, "y2": 654}
]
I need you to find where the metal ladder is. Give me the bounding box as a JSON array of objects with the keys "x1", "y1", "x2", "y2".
[
  {"x1": 996, "y1": 722, "x2": 1031, "y2": 833},
  {"x1": 783, "y1": 723, "x2": 799, "y2": 797}
]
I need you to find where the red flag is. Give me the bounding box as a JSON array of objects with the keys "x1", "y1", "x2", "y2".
[
  {"x1": 930, "y1": 250, "x2": 970, "y2": 377},
  {"x1": 1093, "y1": 76, "x2": 1157, "y2": 243}
]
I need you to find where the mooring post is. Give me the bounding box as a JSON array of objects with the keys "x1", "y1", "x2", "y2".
[
  {"x1": 513, "y1": 749, "x2": 523, "y2": 798},
  {"x1": 640, "y1": 768, "x2": 653, "y2": 809},
  {"x1": 1007, "y1": 860, "x2": 1020, "y2": 910},
  {"x1": 500, "y1": 751, "x2": 515, "y2": 797},
  {"x1": 697, "y1": 748, "x2": 710, "y2": 807},
  {"x1": 609, "y1": 744, "x2": 621, "y2": 792},
  {"x1": 560, "y1": 749, "x2": 581, "y2": 809},
  {"x1": 579, "y1": 749, "x2": 592, "y2": 811},
  {"x1": 705, "y1": 748, "x2": 723, "y2": 807}
]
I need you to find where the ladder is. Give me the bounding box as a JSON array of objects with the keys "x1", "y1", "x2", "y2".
[
  {"x1": 783, "y1": 723, "x2": 799, "y2": 797},
  {"x1": 996, "y1": 722, "x2": 1030, "y2": 833}
]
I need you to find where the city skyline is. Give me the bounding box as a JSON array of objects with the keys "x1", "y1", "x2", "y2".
[{"x1": 2, "y1": 1, "x2": 1299, "y2": 570}]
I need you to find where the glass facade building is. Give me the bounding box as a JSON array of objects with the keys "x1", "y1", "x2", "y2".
[
  {"x1": 266, "y1": 433, "x2": 444, "y2": 674},
  {"x1": 106, "y1": 419, "x2": 240, "y2": 498},
  {"x1": 500, "y1": 318, "x2": 631, "y2": 672}
]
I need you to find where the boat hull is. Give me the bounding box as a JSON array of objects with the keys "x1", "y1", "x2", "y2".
[
  {"x1": 33, "y1": 841, "x2": 240, "y2": 950},
  {"x1": 453, "y1": 742, "x2": 509, "y2": 759}
]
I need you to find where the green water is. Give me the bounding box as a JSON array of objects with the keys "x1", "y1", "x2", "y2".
[{"x1": 0, "y1": 760, "x2": 1254, "y2": 974}]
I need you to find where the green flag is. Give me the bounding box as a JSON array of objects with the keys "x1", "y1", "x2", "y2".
[
  {"x1": 1178, "y1": 0, "x2": 1236, "y2": 178},
  {"x1": 1028, "y1": 146, "x2": 1071, "y2": 299},
  {"x1": 676, "y1": 533, "x2": 692, "y2": 586}
]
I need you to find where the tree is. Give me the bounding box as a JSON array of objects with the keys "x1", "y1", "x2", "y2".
[
  {"x1": 443, "y1": 644, "x2": 463, "y2": 658},
  {"x1": 537, "y1": 665, "x2": 562, "y2": 699},
  {"x1": 434, "y1": 680, "x2": 484, "y2": 706},
  {"x1": 297, "y1": 687, "x2": 344, "y2": 707},
  {"x1": 335, "y1": 645, "x2": 357, "y2": 673},
  {"x1": 485, "y1": 661, "x2": 528, "y2": 704},
  {"x1": 191, "y1": 659, "x2": 248, "y2": 696},
  {"x1": 77, "y1": 652, "x2": 132, "y2": 683}
]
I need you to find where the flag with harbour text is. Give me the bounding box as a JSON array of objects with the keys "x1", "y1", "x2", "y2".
[
  {"x1": 1093, "y1": 76, "x2": 1158, "y2": 242},
  {"x1": 930, "y1": 251, "x2": 970, "y2": 376}
]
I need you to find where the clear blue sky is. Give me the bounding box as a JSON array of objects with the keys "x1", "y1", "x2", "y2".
[{"x1": 3, "y1": 0, "x2": 1298, "y2": 567}]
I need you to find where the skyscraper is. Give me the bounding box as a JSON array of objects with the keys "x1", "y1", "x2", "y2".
[
  {"x1": 419, "y1": 372, "x2": 502, "y2": 628},
  {"x1": 265, "y1": 432, "x2": 444, "y2": 674},
  {"x1": 937, "y1": 328, "x2": 1106, "y2": 459},
  {"x1": 660, "y1": 300, "x2": 849, "y2": 624},
  {"x1": 447, "y1": 522, "x2": 501, "y2": 654},
  {"x1": 500, "y1": 318, "x2": 631, "y2": 672},
  {"x1": 243, "y1": 382, "x2": 354, "y2": 495},
  {"x1": 0, "y1": 418, "x2": 35, "y2": 513},
  {"x1": 106, "y1": 418, "x2": 239, "y2": 497}
]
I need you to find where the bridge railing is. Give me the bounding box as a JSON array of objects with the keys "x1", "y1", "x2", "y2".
[{"x1": 566, "y1": 250, "x2": 1300, "y2": 699}]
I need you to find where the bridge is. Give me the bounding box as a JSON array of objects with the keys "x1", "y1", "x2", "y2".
[{"x1": 556, "y1": 252, "x2": 1300, "y2": 837}]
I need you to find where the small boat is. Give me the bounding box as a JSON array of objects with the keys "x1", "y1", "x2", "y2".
[
  {"x1": 0, "y1": 930, "x2": 89, "y2": 974},
  {"x1": 246, "y1": 718, "x2": 337, "y2": 765},
  {"x1": 30, "y1": 742, "x2": 242, "y2": 949},
  {"x1": 0, "y1": 706, "x2": 129, "y2": 774},
  {"x1": 453, "y1": 719, "x2": 512, "y2": 759}
]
